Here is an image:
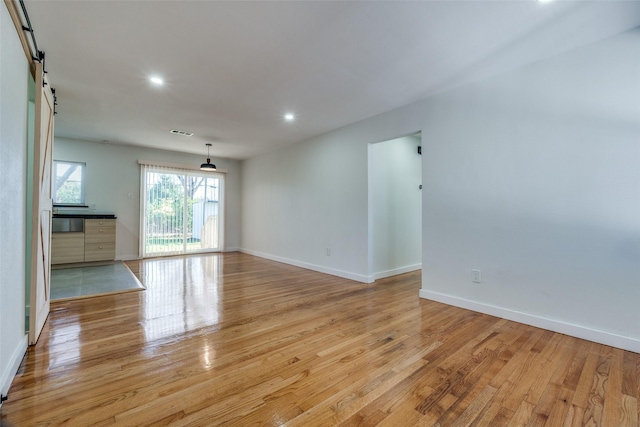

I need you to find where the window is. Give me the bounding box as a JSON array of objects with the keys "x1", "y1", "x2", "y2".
[
  {"x1": 141, "y1": 164, "x2": 224, "y2": 257},
  {"x1": 53, "y1": 160, "x2": 85, "y2": 206}
]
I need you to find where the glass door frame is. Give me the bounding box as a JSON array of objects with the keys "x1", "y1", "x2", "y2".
[{"x1": 140, "y1": 164, "x2": 225, "y2": 258}]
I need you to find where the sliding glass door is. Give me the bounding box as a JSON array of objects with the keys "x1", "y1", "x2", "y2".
[{"x1": 142, "y1": 165, "x2": 224, "y2": 257}]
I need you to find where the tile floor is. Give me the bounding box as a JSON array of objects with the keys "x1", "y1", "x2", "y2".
[{"x1": 50, "y1": 261, "x2": 144, "y2": 300}]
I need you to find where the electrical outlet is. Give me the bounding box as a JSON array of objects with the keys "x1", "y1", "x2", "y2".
[{"x1": 472, "y1": 269, "x2": 481, "y2": 283}]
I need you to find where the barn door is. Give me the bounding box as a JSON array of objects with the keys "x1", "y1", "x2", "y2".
[{"x1": 29, "y1": 62, "x2": 54, "y2": 345}]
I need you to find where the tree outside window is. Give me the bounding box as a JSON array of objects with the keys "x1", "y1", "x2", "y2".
[{"x1": 53, "y1": 160, "x2": 85, "y2": 206}]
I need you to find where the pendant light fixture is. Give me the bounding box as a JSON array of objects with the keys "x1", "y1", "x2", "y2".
[{"x1": 200, "y1": 143, "x2": 216, "y2": 171}]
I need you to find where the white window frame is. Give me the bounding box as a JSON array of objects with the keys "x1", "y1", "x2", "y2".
[{"x1": 52, "y1": 160, "x2": 86, "y2": 206}]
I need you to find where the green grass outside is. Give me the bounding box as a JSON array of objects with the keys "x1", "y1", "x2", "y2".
[{"x1": 145, "y1": 237, "x2": 202, "y2": 254}]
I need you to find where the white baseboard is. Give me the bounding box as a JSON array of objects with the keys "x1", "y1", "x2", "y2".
[
  {"x1": 239, "y1": 248, "x2": 372, "y2": 283},
  {"x1": 419, "y1": 289, "x2": 640, "y2": 354},
  {"x1": 1, "y1": 334, "x2": 27, "y2": 399},
  {"x1": 223, "y1": 247, "x2": 239, "y2": 253},
  {"x1": 373, "y1": 264, "x2": 422, "y2": 281}
]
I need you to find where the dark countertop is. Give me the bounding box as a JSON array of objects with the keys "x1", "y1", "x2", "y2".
[{"x1": 53, "y1": 213, "x2": 117, "y2": 219}]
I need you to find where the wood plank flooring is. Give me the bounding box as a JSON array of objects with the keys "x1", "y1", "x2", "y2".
[{"x1": 1, "y1": 252, "x2": 638, "y2": 426}]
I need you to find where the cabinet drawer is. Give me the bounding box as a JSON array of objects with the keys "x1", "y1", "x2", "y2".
[
  {"x1": 85, "y1": 219, "x2": 116, "y2": 232},
  {"x1": 84, "y1": 227, "x2": 115, "y2": 244},
  {"x1": 51, "y1": 233, "x2": 85, "y2": 264},
  {"x1": 84, "y1": 242, "x2": 116, "y2": 262}
]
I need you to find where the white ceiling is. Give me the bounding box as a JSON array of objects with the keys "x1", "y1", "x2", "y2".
[{"x1": 24, "y1": 0, "x2": 640, "y2": 160}]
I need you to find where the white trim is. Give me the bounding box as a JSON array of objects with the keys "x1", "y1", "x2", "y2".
[
  {"x1": 419, "y1": 289, "x2": 640, "y2": 354},
  {"x1": 239, "y1": 248, "x2": 373, "y2": 283},
  {"x1": 138, "y1": 159, "x2": 227, "y2": 174},
  {"x1": 218, "y1": 174, "x2": 226, "y2": 251},
  {"x1": 366, "y1": 141, "x2": 375, "y2": 280},
  {"x1": 1, "y1": 334, "x2": 27, "y2": 398},
  {"x1": 223, "y1": 247, "x2": 240, "y2": 253},
  {"x1": 373, "y1": 264, "x2": 421, "y2": 281},
  {"x1": 139, "y1": 165, "x2": 145, "y2": 258}
]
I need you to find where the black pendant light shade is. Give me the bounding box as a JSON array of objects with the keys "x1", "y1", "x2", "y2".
[{"x1": 200, "y1": 143, "x2": 216, "y2": 171}]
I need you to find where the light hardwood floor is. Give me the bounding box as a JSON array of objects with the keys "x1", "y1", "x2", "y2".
[{"x1": 1, "y1": 252, "x2": 638, "y2": 426}]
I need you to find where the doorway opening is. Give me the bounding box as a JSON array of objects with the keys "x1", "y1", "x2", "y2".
[
  {"x1": 25, "y1": 73, "x2": 36, "y2": 333},
  {"x1": 368, "y1": 132, "x2": 422, "y2": 282}
]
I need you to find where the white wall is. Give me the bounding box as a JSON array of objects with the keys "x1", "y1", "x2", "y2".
[
  {"x1": 0, "y1": 3, "x2": 29, "y2": 398},
  {"x1": 54, "y1": 138, "x2": 241, "y2": 259},
  {"x1": 419, "y1": 27, "x2": 640, "y2": 351},
  {"x1": 241, "y1": 28, "x2": 640, "y2": 352},
  {"x1": 369, "y1": 135, "x2": 422, "y2": 279},
  {"x1": 242, "y1": 124, "x2": 377, "y2": 282}
]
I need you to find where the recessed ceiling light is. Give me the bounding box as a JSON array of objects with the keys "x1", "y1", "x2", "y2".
[
  {"x1": 284, "y1": 113, "x2": 295, "y2": 121},
  {"x1": 150, "y1": 76, "x2": 164, "y2": 85},
  {"x1": 537, "y1": 0, "x2": 553, "y2": 3}
]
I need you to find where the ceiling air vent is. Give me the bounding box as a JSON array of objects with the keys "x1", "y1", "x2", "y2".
[{"x1": 170, "y1": 129, "x2": 194, "y2": 136}]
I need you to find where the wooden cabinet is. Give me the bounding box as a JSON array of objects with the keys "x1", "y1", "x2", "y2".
[
  {"x1": 84, "y1": 219, "x2": 116, "y2": 262},
  {"x1": 51, "y1": 218, "x2": 116, "y2": 265},
  {"x1": 51, "y1": 233, "x2": 85, "y2": 264}
]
